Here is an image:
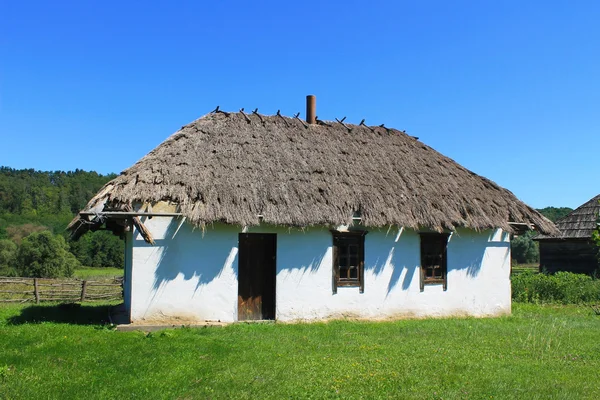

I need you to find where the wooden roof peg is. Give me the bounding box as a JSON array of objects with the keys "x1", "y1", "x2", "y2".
[
  {"x1": 379, "y1": 123, "x2": 391, "y2": 133},
  {"x1": 335, "y1": 117, "x2": 351, "y2": 132},
  {"x1": 294, "y1": 112, "x2": 309, "y2": 128},
  {"x1": 315, "y1": 116, "x2": 331, "y2": 127},
  {"x1": 252, "y1": 108, "x2": 265, "y2": 124},
  {"x1": 360, "y1": 119, "x2": 374, "y2": 132},
  {"x1": 212, "y1": 105, "x2": 230, "y2": 116},
  {"x1": 239, "y1": 108, "x2": 252, "y2": 123},
  {"x1": 276, "y1": 110, "x2": 289, "y2": 126}
]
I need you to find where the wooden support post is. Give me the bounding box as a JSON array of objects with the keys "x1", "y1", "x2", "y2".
[
  {"x1": 80, "y1": 280, "x2": 88, "y2": 302},
  {"x1": 33, "y1": 278, "x2": 40, "y2": 303}
]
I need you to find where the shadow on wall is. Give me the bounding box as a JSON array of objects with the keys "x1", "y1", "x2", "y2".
[
  {"x1": 363, "y1": 228, "x2": 510, "y2": 296},
  {"x1": 376, "y1": 247, "x2": 419, "y2": 296},
  {"x1": 147, "y1": 223, "x2": 329, "y2": 297},
  {"x1": 448, "y1": 230, "x2": 510, "y2": 278},
  {"x1": 143, "y1": 221, "x2": 239, "y2": 295},
  {"x1": 144, "y1": 222, "x2": 509, "y2": 300},
  {"x1": 275, "y1": 228, "x2": 328, "y2": 277},
  {"x1": 364, "y1": 229, "x2": 420, "y2": 296}
]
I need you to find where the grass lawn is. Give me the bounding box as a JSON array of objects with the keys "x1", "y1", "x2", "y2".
[
  {"x1": 73, "y1": 267, "x2": 124, "y2": 280},
  {"x1": 0, "y1": 303, "x2": 599, "y2": 399}
]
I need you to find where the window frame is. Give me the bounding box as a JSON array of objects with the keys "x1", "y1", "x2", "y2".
[
  {"x1": 331, "y1": 230, "x2": 367, "y2": 294},
  {"x1": 419, "y1": 232, "x2": 450, "y2": 291}
]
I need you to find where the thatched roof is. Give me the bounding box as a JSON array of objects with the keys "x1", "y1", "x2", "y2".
[
  {"x1": 69, "y1": 110, "x2": 557, "y2": 237},
  {"x1": 537, "y1": 194, "x2": 600, "y2": 240}
]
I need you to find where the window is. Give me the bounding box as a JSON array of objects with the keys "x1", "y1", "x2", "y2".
[
  {"x1": 332, "y1": 231, "x2": 366, "y2": 293},
  {"x1": 419, "y1": 233, "x2": 449, "y2": 291}
]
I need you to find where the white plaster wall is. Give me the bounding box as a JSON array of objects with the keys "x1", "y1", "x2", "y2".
[
  {"x1": 128, "y1": 219, "x2": 511, "y2": 323},
  {"x1": 269, "y1": 226, "x2": 511, "y2": 321},
  {"x1": 129, "y1": 217, "x2": 239, "y2": 323}
]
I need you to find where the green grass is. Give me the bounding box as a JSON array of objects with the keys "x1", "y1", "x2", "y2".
[
  {"x1": 511, "y1": 262, "x2": 539, "y2": 275},
  {"x1": 73, "y1": 267, "x2": 123, "y2": 280},
  {"x1": 0, "y1": 303, "x2": 599, "y2": 399}
]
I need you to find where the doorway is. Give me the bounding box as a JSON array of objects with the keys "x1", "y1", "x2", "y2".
[{"x1": 237, "y1": 233, "x2": 276, "y2": 320}]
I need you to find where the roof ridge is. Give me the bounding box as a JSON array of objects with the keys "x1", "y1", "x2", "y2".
[{"x1": 203, "y1": 108, "x2": 412, "y2": 135}]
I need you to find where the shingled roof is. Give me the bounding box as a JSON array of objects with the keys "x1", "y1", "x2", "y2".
[
  {"x1": 69, "y1": 109, "x2": 557, "y2": 237},
  {"x1": 537, "y1": 194, "x2": 600, "y2": 240}
]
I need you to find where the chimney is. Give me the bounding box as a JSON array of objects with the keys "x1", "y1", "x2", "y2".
[{"x1": 306, "y1": 95, "x2": 316, "y2": 124}]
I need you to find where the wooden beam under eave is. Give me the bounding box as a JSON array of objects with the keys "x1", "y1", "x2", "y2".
[
  {"x1": 133, "y1": 216, "x2": 155, "y2": 245},
  {"x1": 124, "y1": 204, "x2": 155, "y2": 245}
]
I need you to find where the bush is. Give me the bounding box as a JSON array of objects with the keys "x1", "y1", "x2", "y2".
[
  {"x1": 512, "y1": 270, "x2": 600, "y2": 304},
  {"x1": 593, "y1": 221, "x2": 600, "y2": 262},
  {"x1": 511, "y1": 231, "x2": 539, "y2": 264},
  {"x1": 16, "y1": 231, "x2": 80, "y2": 278}
]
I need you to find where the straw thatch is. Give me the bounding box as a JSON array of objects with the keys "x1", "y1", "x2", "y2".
[
  {"x1": 537, "y1": 194, "x2": 600, "y2": 240},
  {"x1": 69, "y1": 111, "x2": 557, "y2": 237}
]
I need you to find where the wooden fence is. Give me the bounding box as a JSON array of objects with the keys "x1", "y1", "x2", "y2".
[{"x1": 0, "y1": 276, "x2": 123, "y2": 303}]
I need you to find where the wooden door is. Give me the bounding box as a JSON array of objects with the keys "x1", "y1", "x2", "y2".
[{"x1": 238, "y1": 233, "x2": 276, "y2": 320}]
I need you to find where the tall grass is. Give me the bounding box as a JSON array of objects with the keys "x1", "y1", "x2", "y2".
[
  {"x1": 73, "y1": 267, "x2": 123, "y2": 280},
  {"x1": 512, "y1": 271, "x2": 600, "y2": 304}
]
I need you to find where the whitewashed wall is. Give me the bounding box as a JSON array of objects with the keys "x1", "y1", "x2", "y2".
[{"x1": 125, "y1": 217, "x2": 511, "y2": 323}]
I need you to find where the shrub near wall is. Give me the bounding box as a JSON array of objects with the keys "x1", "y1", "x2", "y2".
[{"x1": 512, "y1": 271, "x2": 600, "y2": 304}]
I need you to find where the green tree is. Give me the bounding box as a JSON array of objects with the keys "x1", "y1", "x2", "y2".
[
  {"x1": 68, "y1": 234, "x2": 93, "y2": 266},
  {"x1": 511, "y1": 231, "x2": 539, "y2": 264},
  {"x1": 0, "y1": 219, "x2": 7, "y2": 240},
  {"x1": 89, "y1": 231, "x2": 125, "y2": 268},
  {"x1": 68, "y1": 231, "x2": 124, "y2": 268},
  {"x1": 0, "y1": 239, "x2": 18, "y2": 276},
  {"x1": 593, "y1": 205, "x2": 600, "y2": 263},
  {"x1": 16, "y1": 231, "x2": 80, "y2": 278}
]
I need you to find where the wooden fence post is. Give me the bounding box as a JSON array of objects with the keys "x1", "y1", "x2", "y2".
[
  {"x1": 33, "y1": 278, "x2": 40, "y2": 303},
  {"x1": 80, "y1": 280, "x2": 88, "y2": 302}
]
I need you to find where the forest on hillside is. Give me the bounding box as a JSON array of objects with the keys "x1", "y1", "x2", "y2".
[
  {"x1": 0, "y1": 166, "x2": 574, "y2": 277},
  {"x1": 0, "y1": 167, "x2": 121, "y2": 277}
]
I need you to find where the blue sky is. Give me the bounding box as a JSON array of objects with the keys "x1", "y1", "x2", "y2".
[{"x1": 0, "y1": 0, "x2": 598, "y2": 209}]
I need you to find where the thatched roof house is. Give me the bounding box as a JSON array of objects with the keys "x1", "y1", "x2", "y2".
[
  {"x1": 70, "y1": 97, "x2": 557, "y2": 323},
  {"x1": 536, "y1": 194, "x2": 599, "y2": 274}
]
